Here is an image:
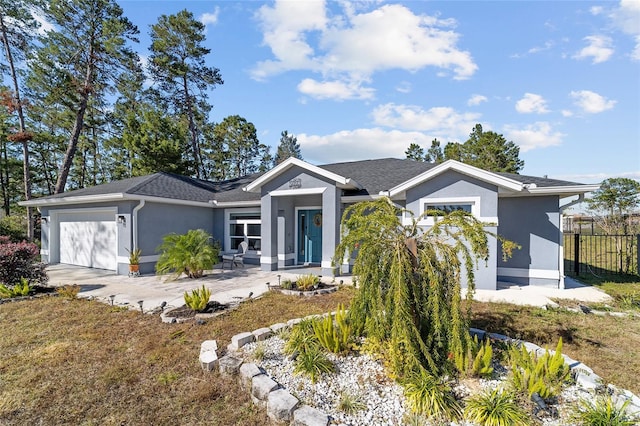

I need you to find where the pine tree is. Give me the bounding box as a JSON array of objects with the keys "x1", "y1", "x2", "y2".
[
  {"x1": 148, "y1": 9, "x2": 223, "y2": 180},
  {"x1": 405, "y1": 142, "x2": 425, "y2": 161},
  {"x1": 274, "y1": 130, "x2": 302, "y2": 165},
  {"x1": 27, "y1": 0, "x2": 139, "y2": 194}
]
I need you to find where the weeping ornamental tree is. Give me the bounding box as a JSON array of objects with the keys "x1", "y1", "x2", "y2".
[{"x1": 334, "y1": 198, "x2": 517, "y2": 379}]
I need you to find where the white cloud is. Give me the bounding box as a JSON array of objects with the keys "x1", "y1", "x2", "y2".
[
  {"x1": 570, "y1": 90, "x2": 616, "y2": 113},
  {"x1": 252, "y1": 1, "x2": 477, "y2": 99},
  {"x1": 590, "y1": 6, "x2": 604, "y2": 16},
  {"x1": 573, "y1": 35, "x2": 614, "y2": 63},
  {"x1": 561, "y1": 110, "x2": 574, "y2": 117},
  {"x1": 515, "y1": 93, "x2": 549, "y2": 114},
  {"x1": 528, "y1": 40, "x2": 555, "y2": 54},
  {"x1": 371, "y1": 103, "x2": 481, "y2": 141},
  {"x1": 297, "y1": 78, "x2": 375, "y2": 100},
  {"x1": 297, "y1": 128, "x2": 436, "y2": 164},
  {"x1": 609, "y1": 0, "x2": 640, "y2": 60},
  {"x1": 503, "y1": 122, "x2": 564, "y2": 152},
  {"x1": 467, "y1": 94, "x2": 487, "y2": 106},
  {"x1": 200, "y1": 8, "x2": 220, "y2": 28}
]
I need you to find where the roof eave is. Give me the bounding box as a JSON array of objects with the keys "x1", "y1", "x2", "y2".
[{"x1": 18, "y1": 193, "x2": 126, "y2": 207}]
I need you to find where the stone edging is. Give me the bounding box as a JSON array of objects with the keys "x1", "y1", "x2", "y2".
[{"x1": 198, "y1": 314, "x2": 640, "y2": 425}]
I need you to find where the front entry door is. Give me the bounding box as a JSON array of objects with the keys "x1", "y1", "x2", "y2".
[{"x1": 298, "y1": 209, "x2": 322, "y2": 264}]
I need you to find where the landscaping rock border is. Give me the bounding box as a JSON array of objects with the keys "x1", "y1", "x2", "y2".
[{"x1": 199, "y1": 318, "x2": 640, "y2": 425}]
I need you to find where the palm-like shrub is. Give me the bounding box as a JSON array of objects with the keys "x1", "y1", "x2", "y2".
[
  {"x1": 156, "y1": 229, "x2": 220, "y2": 280},
  {"x1": 296, "y1": 274, "x2": 319, "y2": 291},
  {"x1": 464, "y1": 388, "x2": 529, "y2": 426},
  {"x1": 313, "y1": 304, "x2": 352, "y2": 354},
  {"x1": 508, "y1": 339, "x2": 570, "y2": 399},
  {"x1": 572, "y1": 396, "x2": 639, "y2": 426}
]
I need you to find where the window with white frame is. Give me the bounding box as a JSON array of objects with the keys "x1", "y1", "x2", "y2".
[
  {"x1": 228, "y1": 212, "x2": 261, "y2": 251},
  {"x1": 423, "y1": 203, "x2": 473, "y2": 216},
  {"x1": 416, "y1": 196, "x2": 490, "y2": 225}
]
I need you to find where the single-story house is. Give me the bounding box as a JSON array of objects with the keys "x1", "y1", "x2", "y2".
[{"x1": 20, "y1": 158, "x2": 598, "y2": 290}]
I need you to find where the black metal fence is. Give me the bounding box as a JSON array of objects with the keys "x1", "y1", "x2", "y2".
[{"x1": 563, "y1": 233, "x2": 639, "y2": 277}]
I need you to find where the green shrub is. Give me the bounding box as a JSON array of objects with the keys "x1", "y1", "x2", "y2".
[
  {"x1": 0, "y1": 278, "x2": 31, "y2": 298},
  {"x1": 280, "y1": 278, "x2": 294, "y2": 289},
  {"x1": 0, "y1": 215, "x2": 28, "y2": 242},
  {"x1": 572, "y1": 395, "x2": 639, "y2": 426},
  {"x1": 464, "y1": 388, "x2": 529, "y2": 426},
  {"x1": 296, "y1": 274, "x2": 319, "y2": 291},
  {"x1": 402, "y1": 369, "x2": 461, "y2": 421},
  {"x1": 252, "y1": 343, "x2": 266, "y2": 362},
  {"x1": 313, "y1": 304, "x2": 352, "y2": 354},
  {"x1": 184, "y1": 285, "x2": 211, "y2": 312},
  {"x1": 508, "y1": 338, "x2": 570, "y2": 399},
  {"x1": 156, "y1": 229, "x2": 220, "y2": 280},
  {"x1": 56, "y1": 284, "x2": 81, "y2": 300},
  {"x1": 293, "y1": 345, "x2": 335, "y2": 383},
  {"x1": 284, "y1": 318, "x2": 319, "y2": 356}
]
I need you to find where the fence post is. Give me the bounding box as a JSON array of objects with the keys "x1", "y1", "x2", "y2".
[{"x1": 574, "y1": 233, "x2": 580, "y2": 276}]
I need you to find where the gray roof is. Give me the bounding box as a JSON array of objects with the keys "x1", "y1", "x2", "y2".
[{"x1": 29, "y1": 158, "x2": 587, "y2": 205}]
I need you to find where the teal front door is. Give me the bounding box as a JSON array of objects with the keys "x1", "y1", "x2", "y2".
[{"x1": 298, "y1": 209, "x2": 322, "y2": 264}]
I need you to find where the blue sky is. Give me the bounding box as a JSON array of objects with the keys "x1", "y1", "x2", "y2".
[{"x1": 118, "y1": 1, "x2": 638, "y2": 183}]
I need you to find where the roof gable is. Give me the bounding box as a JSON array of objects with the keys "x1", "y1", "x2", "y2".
[{"x1": 244, "y1": 157, "x2": 362, "y2": 193}]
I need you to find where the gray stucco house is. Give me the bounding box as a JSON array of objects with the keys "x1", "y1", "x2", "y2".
[{"x1": 21, "y1": 158, "x2": 598, "y2": 290}]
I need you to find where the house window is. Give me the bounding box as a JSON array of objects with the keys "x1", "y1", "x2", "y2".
[
  {"x1": 229, "y1": 213, "x2": 261, "y2": 251},
  {"x1": 424, "y1": 203, "x2": 473, "y2": 216}
]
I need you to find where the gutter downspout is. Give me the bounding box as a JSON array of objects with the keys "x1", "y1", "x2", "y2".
[
  {"x1": 132, "y1": 200, "x2": 145, "y2": 251},
  {"x1": 558, "y1": 194, "x2": 585, "y2": 289}
]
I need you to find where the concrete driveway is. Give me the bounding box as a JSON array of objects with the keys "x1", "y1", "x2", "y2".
[{"x1": 47, "y1": 264, "x2": 324, "y2": 313}]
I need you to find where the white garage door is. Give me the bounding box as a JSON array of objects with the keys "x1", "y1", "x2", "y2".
[{"x1": 59, "y1": 211, "x2": 117, "y2": 270}]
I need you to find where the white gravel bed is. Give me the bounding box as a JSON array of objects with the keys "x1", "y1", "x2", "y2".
[{"x1": 243, "y1": 337, "x2": 599, "y2": 426}]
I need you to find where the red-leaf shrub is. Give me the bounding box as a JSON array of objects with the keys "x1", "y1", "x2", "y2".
[{"x1": 0, "y1": 238, "x2": 48, "y2": 286}]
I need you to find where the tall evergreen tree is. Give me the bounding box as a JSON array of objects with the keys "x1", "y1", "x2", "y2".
[
  {"x1": 274, "y1": 130, "x2": 302, "y2": 165},
  {"x1": 0, "y1": 0, "x2": 42, "y2": 238},
  {"x1": 461, "y1": 124, "x2": 524, "y2": 173},
  {"x1": 426, "y1": 138, "x2": 444, "y2": 164},
  {"x1": 148, "y1": 9, "x2": 223, "y2": 179},
  {"x1": 27, "y1": 0, "x2": 139, "y2": 194},
  {"x1": 405, "y1": 142, "x2": 425, "y2": 161}
]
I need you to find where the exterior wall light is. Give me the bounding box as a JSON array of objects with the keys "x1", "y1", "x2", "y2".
[{"x1": 117, "y1": 215, "x2": 126, "y2": 225}]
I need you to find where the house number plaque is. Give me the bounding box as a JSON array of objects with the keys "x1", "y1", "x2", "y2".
[{"x1": 289, "y1": 178, "x2": 302, "y2": 189}]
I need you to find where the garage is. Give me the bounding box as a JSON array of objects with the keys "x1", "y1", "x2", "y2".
[{"x1": 56, "y1": 209, "x2": 117, "y2": 271}]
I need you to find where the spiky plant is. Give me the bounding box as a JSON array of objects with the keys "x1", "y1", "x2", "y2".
[
  {"x1": 284, "y1": 318, "x2": 319, "y2": 355},
  {"x1": 336, "y1": 390, "x2": 366, "y2": 414},
  {"x1": 313, "y1": 304, "x2": 352, "y2": 354},
  {"x1": 183, "y1": 285, "x2": 211, "y2": 312},
  {"x1": 402, "y1": 369, "x2": 462, "y2": 421},
  {"x1": 464, "y1": 388, "x2": 529, "y2": 426},
  {"x1": 155, "y1": 229, "x2": 220, "y2": 280},
  {"x1": 572, "y1": 396, "x2": 639, "y2": 426},
  {"x1": 333, "y1": 197, "x2": 518, "y2": 379},
  {"x1": 293, "y1": 345, "x2": 335, "y2": 383},
  {"x1": 296, "y1": 274, "x2": 319, "y2": 291}
]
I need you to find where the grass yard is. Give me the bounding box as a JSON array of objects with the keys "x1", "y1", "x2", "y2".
[
  {"x1": 0, "y1": 288, "x2": 354, "y2": 426},
  {"x1": 1, "y1": 283, "x2": 639, "y2": 425}
]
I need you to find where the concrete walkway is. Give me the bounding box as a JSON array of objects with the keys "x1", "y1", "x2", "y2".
[
  {"x1": 47, "y1": 264, "x2": 350, "y2": 313},
  {"x1": 47, "y1": 264, "x2": 611, "y2": 313}
]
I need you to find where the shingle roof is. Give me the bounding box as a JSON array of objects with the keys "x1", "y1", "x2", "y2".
[{"x1": 27, "y1": 158, "x2": 588, "y2": 205}]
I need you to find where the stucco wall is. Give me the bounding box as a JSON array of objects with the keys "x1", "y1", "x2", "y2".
[
  {"x1": 497, "y1": 196, "x2": 561, "y2": 286},
  {"x1": 405, "y1": 170, "x2": 499, "y2": 290}
]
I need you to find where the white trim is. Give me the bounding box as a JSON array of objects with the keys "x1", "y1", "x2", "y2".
[
  {"x1": 415, "y1": 196, "x2": 498, "y2": 226},
  {"x1": 209, "y1": 200, "x2": 261, "y2": 207},
  {"x1": 224, "y1": 208, "x2": 262, "y2": 253},
  {"x1": 244, "y1": 157, "x2": 362, "y2": 193},
  {"x1": 387, "y1": 160, "x2": 523, "y2": 198},
  {"x1": 321, "y1": 260, "x2": 333, "y2": 269},
  {"x1": 278, "y1": 253, "x2": 296, "y2": 261},
  {"x1": 497, "y1": 267, "x2": 560, "y2": 280},
  {"x1": 270, "y1": 187, "x2": 326, "y2": 197},
  {"x1": 261, "y1": 256, "x2": 278, "y2": 264},
  {"x1": 19, "y1": 193, "x2": 125, "y2": 207},
  {"x1": 40, "y1": 249, "x2": 49, "y2": 256},
  {"x1": 526, "y1": 185, "x2": 600, "y2": 196},
  {"x1": 341, "y1": 195, "x2": 379, "y2": 203}
]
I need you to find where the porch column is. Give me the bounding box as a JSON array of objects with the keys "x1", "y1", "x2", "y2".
[
  {"x1": 260, "y1": 193, "x2": 278, "y2": 271},
  {"x1": 321, "y1": 187, "x2": 341, "y2": 276}
]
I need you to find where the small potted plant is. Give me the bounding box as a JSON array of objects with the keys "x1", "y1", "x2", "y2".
[{"x1": 127, "y1": 248, "x2": 142, "y2": 275}]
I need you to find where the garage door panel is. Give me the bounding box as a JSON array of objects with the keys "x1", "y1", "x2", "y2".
[{"x1": 59, "y1": 219, "x2": 116, "y2": 270}]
